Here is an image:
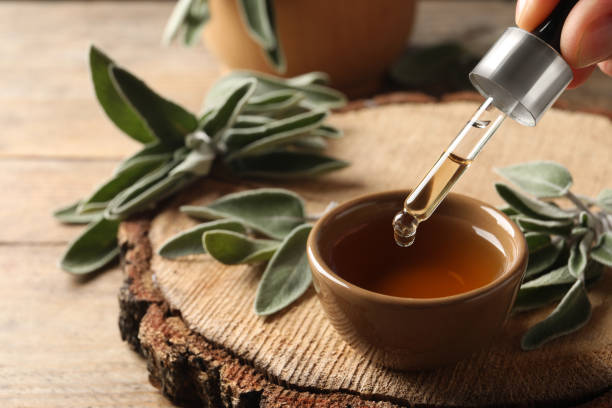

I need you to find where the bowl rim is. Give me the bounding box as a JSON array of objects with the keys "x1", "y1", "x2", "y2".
[{"x1": 307, "y1": 190, "x2": 528, "y2": 307}]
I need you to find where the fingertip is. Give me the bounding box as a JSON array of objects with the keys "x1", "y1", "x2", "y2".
[
  {"x1": 597, "y1": 59, "x2": 612, "y2": 77},
  {"x1": 516, "y1": 0, "x2": 560, "y2": 31},
  {"x1": 566, "y1": 65, "x2": 596, "y2": 89}
]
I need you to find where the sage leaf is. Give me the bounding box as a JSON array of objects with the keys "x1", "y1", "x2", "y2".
[
  {"x1": 596, "y1": 188, "x2": 612, "y2": 212},
  {"x1": 499, "y1": 204, "x2": 520, "y2": 217},
  {"x1": 89, "y1": 46, "x2": 155, "y2": 144},
  {"x1": 313, "y1": 124, "x2": 342, "y2": 139},
  {"x1": 224, "y1": 109, "x2": 327, "y2": 153},
  {"x1": 226, "y1": 111, "x2": 328, "y2": 160},
  {"x1": 568, "y1": 231, "x2": 594, "y2": 280},
  {"x1": 202, "y1": 78, "x2": 257, "y2": 138},
  {"x1": 182, "y1": 0, "x2": 209, "y2": 46},
  {"x1": 114, "y1": 142, "x2": 173, "y2": 173},
  {"x1": 515, "y1": 262, "x2": 602, "y2": 312},
  {"x1": 228, "y1": 150, "x2": 349, "y2": 179},
  {"x1": 110, "y1": 66, "x2": 198, "y2": 148},
  {"x1": 286, "y1": 72, "x2": 330, "y2": 87},
  {"x1": 234, "y1": 115, "x2": 273, "y2": 128},
  {"x1": 53, "y1": 201, "x2": 103, "y2": 225},
  {"x1": 525, "y1": 232, "x2": 551, "y2": 253},
  {"x1": 236, "y1": 0, "x2": 285, "y2": 72},
  {"x1": 293, "y1": 136, "x2": 327, "y2": 151},
  {"x1": 60, "y1": 217, "x2": 120, "y2": 274},
  {"x1": 497, "y1": 161, "x2": 573, "y2": 198},
  {"x1": 158, "y1": 220, "x2": 246, "y2": 259},
  {"x1": 223, "y1": 71, "x2": 347, "y2": 109},
  {"x1": 203, "y1": 230, "x2": 279, "y2": 264},
  {"x1": 516, "y1": 216, "x2": 573, "y2": 236},
  {"x1": 169, "y1": 147, "x2": 215, "y2": 177},
  {"x1": 245, "y1": 91, "x2": 303, "y2": 114},
  {"x1": 495, "y1": 183, "x2": 574, "y2": 220},
  {"x1": 521, "y1": 280, "x2": 591, "y2": 350},
  {"x1": 254, "y1": 224, "x2": 312, "y2": 315},
  {"x1": 591, "y1": 232, "x2": 612, "y2": 267},
  {"x1": 247, "y1": 89, "x2": 299, "y2": 106},
  {"x1": 80, "y1": 154, "x2": 169, "y2": 212},
  {"x1": 181, "y1": 188, "x2": 305, "y2": 239},
  {"x1": 571, "y1": 226, "x2": 589, "y2": 237},
  {"x1": 524, "y1": 240, "x2": 564, "y2": 279}
]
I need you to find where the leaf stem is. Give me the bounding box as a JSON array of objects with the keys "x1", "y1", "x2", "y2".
[{"x1": 566, "y1": 190, "x2": 604, "y2": 236}]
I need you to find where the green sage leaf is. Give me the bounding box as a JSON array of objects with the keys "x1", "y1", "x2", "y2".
[
  {"x1": 515, "y1": 262, "x2": 602, "y2": 311},
  {"x1": 224, "y1": 109, "x2": 327, "y2": 153},
  {"x1": 182, "y1": 0, "x2": 209, "y2": 46},
  {"x1": 499, "y1": 204, "x2": 520, "y2": 217},
  {"x1": 203, "y1": 230, "x2": 279, "y2": 264},
  {"x1": 591, "y1": 231, "x2": 612, "y2": 267},
  {"x1": 497, "y1": 161, "x2": 573, "y2": 198},
  {"x1": 158, "y1": 220, "x2": 246, "y2": 259},
  {"x1": 202, "y1": 78, "x2": 257, "y2": 138},
  {"x1": 568, "y1": 231, "x2": 594, "y2": 280},
  {"x1": 524, "y1": 240, "x2": 564, "y2": 279},
  {"x1": 60, "y1": 217, "x2": 120, "y2": 274},
  {"x1": 110, "y1": 66, "x2": 198, "y2": 148},
  {"x1": 254, "y1": 224, "x2": 312, "y2": 315},
  {"x1": 53, "y1": 201, "x2": 103, "y2": 225},
  {"x1": 226, "y1": 110, "x2": 328, "y2": 160},
  {"x1": 292, "y1": 136, "x2": 327, "y2": 151},
  {"x1": 286, "y1": 72, "x2": 330, "y2": 87},
  {"x1": 521, "y1": 280, "x2": 591, "y2": 350},
  {"x1": 89, "y1": 46, "x2": 155, "y2": 144},
  {"x1": 181, "y1": 188, "x2": 305, "y2": 240},
  {"x1": 313, "y1": 124, "x2": 342, "y2": 139},
  {"x1": 80, "y1": 155, "x2": 169, "y2": 212},
  {"x1": 596, "y1": 188, "x2": 612, "y2": 212},
  {"x1": 571, "y1": 226, "x2": 589, "y2": 237},
  {"x1": 223, "y1": 71, "x2": 346, "y2": 109},
  {"x1": 114, "y1": 142, "x2": 173, "y2": 173},
  {"x1": 228, "y1": 150, "x2": 349, "y2": 179},
  {"x1": 234, "y1": 115, "x2": 273, "y2": 128},
  {"x1": 495, "y1": 183, "x2": 574, "y2": 220},
  {"x1": 525, "y1": 232, "x2": 551, "y2": 253},
  {"x1": 515, "y1": 216, "x2": 573, "y2": 236}
]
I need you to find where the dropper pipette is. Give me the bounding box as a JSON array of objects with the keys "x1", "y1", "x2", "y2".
[{"x1": 393, "y1": 0, "x2": 578, "y2": 246}]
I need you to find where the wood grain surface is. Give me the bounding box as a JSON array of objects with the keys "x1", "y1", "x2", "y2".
[
  {"x1": 148, "y1": 100, "x2": 612, "y2": 407},
  {"x1": 2, "y1": 1, "x2": 611, "y2": 407}
]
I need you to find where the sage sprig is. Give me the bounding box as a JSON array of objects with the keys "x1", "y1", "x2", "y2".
[
  {"x1": 495, "y1": 161, "x2": 611, "y2": 350},
  {"x1": 163, "y1": 0, "x2": 285, "y2": 73},
  {"x1": 54, "y1": 45, "x2": 347, "y2": 275},
  {"x1": 159, "y1": 188, "x2": 322, "y2": 315}
]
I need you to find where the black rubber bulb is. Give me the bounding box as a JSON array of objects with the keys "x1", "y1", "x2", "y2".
[{"x1": 531, "y1": 0, "x2": 580, "y2": 52}]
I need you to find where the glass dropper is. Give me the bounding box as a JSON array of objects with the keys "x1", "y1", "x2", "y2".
[{"x1": 392, "y1": 97, "x2": 510, "y2": 246}]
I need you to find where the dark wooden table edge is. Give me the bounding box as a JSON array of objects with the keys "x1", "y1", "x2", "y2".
[{"x1": 117, "y1": 93, "x2": 612, "y2": 408}]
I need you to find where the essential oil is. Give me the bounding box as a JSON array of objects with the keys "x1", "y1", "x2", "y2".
[{"x1": 332, "y1": 212, "x2": 506, "y2": 298}]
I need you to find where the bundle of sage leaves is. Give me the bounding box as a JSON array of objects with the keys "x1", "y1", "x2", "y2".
[
  {"x1": 158, "y1": 188, "x2": 326, "y2": 315},
  {"x1": 54, "y1": 45, "x2": 347, "y2": 276},
  {"x1": 163, "y1": 0, "x2": 285, "y2": 72},
  {"x1": 496, "y1": 161, "x2": 611, "y2": 350}
]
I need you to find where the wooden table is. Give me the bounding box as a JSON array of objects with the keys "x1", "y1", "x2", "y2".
[{"x1": 1, "y1": 2, "x2": 610, "y2": 407}]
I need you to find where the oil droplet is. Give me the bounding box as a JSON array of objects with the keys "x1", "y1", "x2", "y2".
[{"x1": 392, "y1": 211, "x2": 419, "y2": 247}]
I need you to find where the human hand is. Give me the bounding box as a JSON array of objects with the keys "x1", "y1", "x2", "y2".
[{"x1": 516, "y1": 0, "x2": 612, "y2": 88}]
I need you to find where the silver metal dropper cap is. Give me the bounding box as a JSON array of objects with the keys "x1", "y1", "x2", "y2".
[{"x1": 469, "y1": 27, "x2": 573, "y2": 126}]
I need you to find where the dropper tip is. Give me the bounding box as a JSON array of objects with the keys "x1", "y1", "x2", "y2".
[{"x1": 392, "y1": 211, "x2": 418, "y2": 247}]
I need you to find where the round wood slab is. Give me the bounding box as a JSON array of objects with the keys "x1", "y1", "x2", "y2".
[{"x1": 119, "y1": 94, "x2": 612, "y2": 407}]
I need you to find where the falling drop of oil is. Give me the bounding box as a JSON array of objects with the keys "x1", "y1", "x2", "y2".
[{"x1": 392, "y1": 211, "x2": 419, "y2": 247}]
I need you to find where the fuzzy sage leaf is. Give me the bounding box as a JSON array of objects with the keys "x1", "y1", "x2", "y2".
[
  {"x1": 591, "y1": 232, "x2": 612, "y2": 267},
  {"x1": 53, "y1": 201, "x2": 104, "y2": 225},
  {"x1": 203, "y1": 230, "x2": 280, "y2": 264},
  {"x1": 158, "y1": 220, "x2": 246, "y2": 259},
  {"x1": 597, "y1": 189, "x2": 612, "y2": 212},
  {"x1": 497, "y1": 161, "x2": 573, "y2": 198},
  {"x1": 89, "y1": 46, "x2": 155, "y2": 144},
  {"x1": 254, "y1": 224, "x2": 312, "y2": 315},
  {"x1": 110, "y1": 66, "x2": 198, "y2": 148},
  {"x1": 495, "y1": 183, "x2": 573, "y2": 220},
  {"x1": 181, "y1": 188, "x2": 305, "y2": 240},
  {"x1": 521, "y1": 280, "x2": 591, "y2": 350},
  {"x1": 60, "y1": 217, "x2": 120, "y2": 274}
]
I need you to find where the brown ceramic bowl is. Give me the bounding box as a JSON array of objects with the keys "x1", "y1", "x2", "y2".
[
  {"x1": 203, "y1": 0, "x2": 416, "y2": 97},
  {"x1": 307, "y1": 191, "x2": 527, "y2": 370}
]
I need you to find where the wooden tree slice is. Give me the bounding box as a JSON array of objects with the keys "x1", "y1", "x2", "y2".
[{"x1": 119, "y1": 94, "x2": 612, "y2": 407}]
